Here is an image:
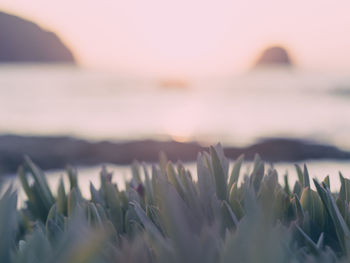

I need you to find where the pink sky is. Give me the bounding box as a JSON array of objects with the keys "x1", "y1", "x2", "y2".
[{"x1": 1, "y1": 0, "x2": 350, "y2": 76}]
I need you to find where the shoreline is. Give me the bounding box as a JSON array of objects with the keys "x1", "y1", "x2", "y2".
[{"x1": 1, "y1": 134, "x2": 350, "y2": 175}]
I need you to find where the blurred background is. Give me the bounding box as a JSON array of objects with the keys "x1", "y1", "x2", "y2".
[{"x1": 1, "y1": 0, "x2": 350, "y2": 186}]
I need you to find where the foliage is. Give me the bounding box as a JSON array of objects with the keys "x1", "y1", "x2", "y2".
[{"x1": 1, "y1": 144, "x2": 350, "y2": 262}]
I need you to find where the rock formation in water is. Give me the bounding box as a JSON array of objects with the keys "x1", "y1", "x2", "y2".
[
  {"x1": 1, "y1": 135, "x2": 350, "y2": 174},
  {"x1": 0, "y1": 11, "x2": 75, "y2": 63},
  {"x1": 255, "y1": 46, "x2": 292, "y2": 67}
]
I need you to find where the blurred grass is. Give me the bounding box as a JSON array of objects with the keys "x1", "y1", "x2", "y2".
[{"x1": 1, "y1": 144, "x2": 350, "y2": 262}]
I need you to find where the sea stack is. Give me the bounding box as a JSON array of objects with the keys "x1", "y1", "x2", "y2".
[
  {"x1": 254, "y1": 46, "x2": 292, "y2": 67},
  {"x1": 0, "y1": 11, "x2": 75, "y2": 63}
]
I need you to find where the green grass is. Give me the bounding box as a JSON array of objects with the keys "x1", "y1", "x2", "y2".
[{"x1": 1, "y1": 143, "x2": 350, "y2": 262}]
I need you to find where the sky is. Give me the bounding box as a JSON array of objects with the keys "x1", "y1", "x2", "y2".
[{"x1": 1, "y1": 0, "x2": 350, "y2": 76}]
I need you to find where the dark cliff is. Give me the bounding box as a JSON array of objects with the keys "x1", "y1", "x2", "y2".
[{"x1": 0, "y1": 11, "x2": 75, "y2": 63}]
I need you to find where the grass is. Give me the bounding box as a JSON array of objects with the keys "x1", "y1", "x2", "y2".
[{"x1": 1, "y1": 143, "x2": 350, "y2": 262}]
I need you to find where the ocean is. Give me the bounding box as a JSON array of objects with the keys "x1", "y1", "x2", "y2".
[
  {"x1": 1, "y1": 64, "x2": 350, "y2": 196},
  {"x1": 1, "y1": 64, "x2": 350, "y2": 148}
]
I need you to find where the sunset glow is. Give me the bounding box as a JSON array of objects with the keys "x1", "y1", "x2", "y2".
[{"x1": 1, "y1": 0, "x2": 350, "y2": 76}]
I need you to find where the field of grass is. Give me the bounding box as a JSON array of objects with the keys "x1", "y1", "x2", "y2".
[{"x1": 1, "y1": 144, "x2": 350, "y2": 262}]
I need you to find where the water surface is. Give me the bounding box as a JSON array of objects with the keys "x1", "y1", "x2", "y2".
[
  {"x1": 2, "y1": 64, "x2": 350, "y2": 202},
  {"x1": 1, "y1": 65, "x2": 350, "y2": 148}
]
